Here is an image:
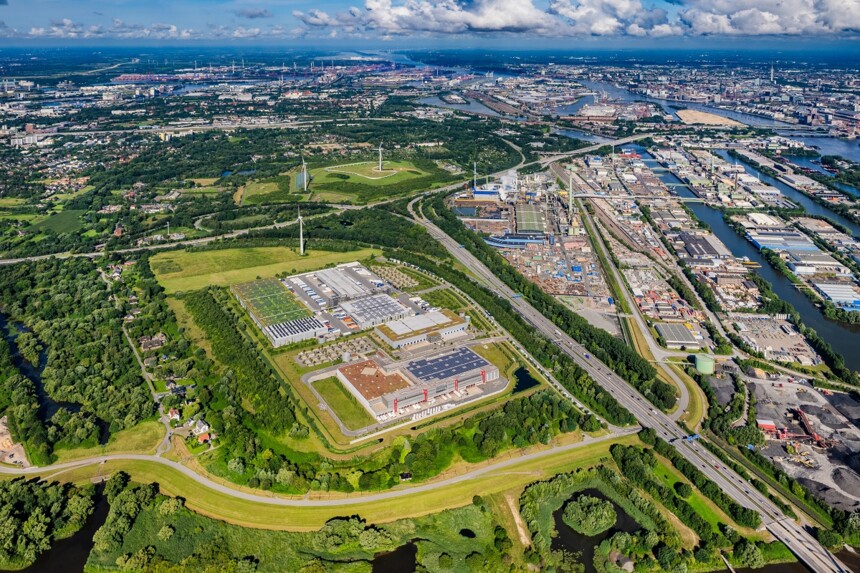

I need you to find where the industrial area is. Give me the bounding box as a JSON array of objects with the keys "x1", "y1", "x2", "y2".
[{"x1": 754, "y1": 377, "x2": 860, "y2": 511}]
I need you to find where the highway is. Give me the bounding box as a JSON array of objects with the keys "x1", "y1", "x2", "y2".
[{"x1": 408, "y1": 197, "x2": 848, "y2": 573}]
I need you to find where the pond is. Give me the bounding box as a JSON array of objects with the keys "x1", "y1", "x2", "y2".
[
  {"x1": 512, "y1": 366, "x2": 540, "y2": 393},
  {"x1": 372, "y1": 541, "x2": 417, "y2": 573},
  {"x1": 20, "y1": 492, "x2": 109, "y2": 573},
  {"x1": 551, "y1": 488, "x2": 641, "y2": 573}
]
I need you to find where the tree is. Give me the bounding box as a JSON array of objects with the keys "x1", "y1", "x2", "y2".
[
  {"x1": 562, "y1": 495, "x2": 616, "y2": 536},
  {"x1": 735, "y1": 540, "x2": 764, "y2": 569},
  {"x1": 674, "y1": 482, "x2": 693, "y2": 498},
  {"x1": 157, "y1": 525, "x2": 175, "y2": 541}
]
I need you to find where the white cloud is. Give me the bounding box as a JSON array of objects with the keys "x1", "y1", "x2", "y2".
[
  {"x1": 679, "y1": 0, "x2": 860, "y2": 35},
  {"x1": 4, "y1": 0, "x2": 860, "y2": 41}
]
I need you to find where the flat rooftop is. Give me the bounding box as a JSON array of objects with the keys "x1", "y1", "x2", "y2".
[
  {"x1": 338, "y1": 359, "x2": 411, "y2": 401},
  {"x1": 376, "y1": 309, "x2": 465, "y2": 341},
  {"x1": 405, "y1": 347, "x2": 490, "y2": 384},
  {"x1": 340, "y1": 294, "x2": 409, "y2": 325},
  {"x1": 516, "y1": 204, "x2": 544, "y2": 234},
  {"x1": 655, "y1": 323, "x2": 699, "y2": 345}
]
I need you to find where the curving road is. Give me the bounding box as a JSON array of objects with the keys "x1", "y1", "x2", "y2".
[{"x1": 0, "y1": 430, "x2": 632, "y2": 507}]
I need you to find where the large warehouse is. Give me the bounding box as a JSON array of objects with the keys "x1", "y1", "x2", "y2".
[
  {"x1": 375, "y1": 309, "x2": 468, "y2": 348},
  {"x1": 263, "y1": 317, "x2": 329, "y2": 348},
  {"x1": 335, "y1": 347, "x2": 499, "y2": 420},
  {"x1": 339, "y1": 294, "x2": 412, "y2": 329}
]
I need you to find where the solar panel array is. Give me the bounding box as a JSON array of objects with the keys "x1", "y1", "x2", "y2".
[
  {"x1": 406, "y1": 347, "x2": 489, "y2": 384},
  {"x1": 264, "y1": 316, "x2": 327, "y2": 340}
]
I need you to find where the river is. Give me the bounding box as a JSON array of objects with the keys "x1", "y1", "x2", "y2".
[
  {"x1": 711, "y1": 149, "x2": 860, "y2": 237},
  {"x1": 20, "y1": 493, "x2": 109, "y2": 573},
  {"x1": 785, "y1": 156, "x2": 860, "y2": 198},
  {"x1": 634, "y1": 149, "x2": 860, "y2": 371},
  {"x1": 569, "y1": 81, "x2": 860, "y2": 164}
]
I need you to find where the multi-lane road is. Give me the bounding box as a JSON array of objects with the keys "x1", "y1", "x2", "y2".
[{"x1": 408, "y1": 197, "x2": 848, "y2": 573}]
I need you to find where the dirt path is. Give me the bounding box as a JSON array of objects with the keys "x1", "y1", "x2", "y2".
[{"x1": 505, "y1": 494, "x2": 531, "y2": 547}]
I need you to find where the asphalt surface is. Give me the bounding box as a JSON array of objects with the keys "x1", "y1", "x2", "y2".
[
  {"x1": 0, "y1": 431, "x2": 632, "y2": 507},
  {"x1": 408, "y1": 199, "x2": 848, "y2": 573}
]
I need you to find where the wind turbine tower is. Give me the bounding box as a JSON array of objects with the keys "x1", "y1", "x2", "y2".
[
  {"x1": 378, "y1": 143, "x2": 383, "y2": 172},
  {"x1": 302, "y1": 157, "x2": 308, "y2": 193},
  {"x1": 298, "y1": 208, "x2": 305, "y2": 256},
  {"x1": 473, "y1": 162, "x2": 478, "y2": 189}
]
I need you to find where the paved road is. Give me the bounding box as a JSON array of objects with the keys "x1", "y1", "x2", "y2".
[
  {"x1": 408, "y1": 199, "x2": 848, "y2": 573},
  {"x1": 0, "y1": 430, "x2": 632, "y2": 507},
  {"x1": 571, "y1": 191, "x2": 691, "y2": 421}
]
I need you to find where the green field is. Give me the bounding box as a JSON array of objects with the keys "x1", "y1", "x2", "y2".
[
  {"x1": 310, "y1": 160, "x2": 430, "y2": 192},
  {"x1": 313, "y1": 376, "x2": 377, "y2": 431},
  {"x1": 31, "y1": 209, "x2": 86, "y2": 233},
  {"x1": 40, "y1": 434, "x2": 637, "y2": 530},
  {"x1": 150, "y1": 247, "x2": 380, "y2": 293},
  {"x1": 233, "y1": 278, "x2": 309, "y2": 327}
]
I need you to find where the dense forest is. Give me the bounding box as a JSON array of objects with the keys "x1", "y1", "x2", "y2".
[
  {"x1": 0, "y1": 478, "x2": 94, "y2": 569},
  {"x1": 0, "y1": 258, "x2": 155, "y2": 464}
]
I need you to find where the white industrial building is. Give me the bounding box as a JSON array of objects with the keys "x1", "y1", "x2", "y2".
[
  {"x1": 375, "y1": 310, "x2": 469, "y2": 348},
  {"x1": 263, "y1": 316, "x2": 328, "y2": 348}
]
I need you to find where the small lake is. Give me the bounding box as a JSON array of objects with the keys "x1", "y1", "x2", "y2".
[
  {"x1": 372, "y1": 541, "x2": 417, "y2": 573},
  {"x1": 551, "y1": 488, "x2": 641, "y2": 573},
  {"x1": 512, "y1": 366, "x2": 540, "y2": 393}
]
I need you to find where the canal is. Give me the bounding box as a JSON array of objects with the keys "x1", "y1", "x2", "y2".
[
  {"x1": 637, "y1": 149, "x2": 860, "y2": 372},
  {"x1": 711, "y1": 149, "x2": 860, "y2": 237}
]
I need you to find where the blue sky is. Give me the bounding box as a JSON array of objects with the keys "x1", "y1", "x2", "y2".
[{"x1": 0, "y1": 0, "x2": 857, "y2": 44}]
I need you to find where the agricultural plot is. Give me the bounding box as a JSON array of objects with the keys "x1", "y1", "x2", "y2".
[{"x1": 233, "y1": 278, "x2": 309, "y2": 328}]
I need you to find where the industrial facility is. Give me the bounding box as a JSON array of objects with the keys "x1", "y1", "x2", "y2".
[{"x1": 334, "y1": 347, "x2": 501, "y2": 421}]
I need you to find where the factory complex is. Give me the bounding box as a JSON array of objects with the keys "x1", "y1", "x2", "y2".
[
  {"x1": 334, "y1": 347, "x2": 501, "y2": 422},
  {"x1": 234, "y1": 262, "x2": 473, "y2": 349}
]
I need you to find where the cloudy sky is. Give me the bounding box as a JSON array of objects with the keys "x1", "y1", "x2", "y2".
[{"x1": 0, "y1": 0, "x2": 857, "y2": 44}]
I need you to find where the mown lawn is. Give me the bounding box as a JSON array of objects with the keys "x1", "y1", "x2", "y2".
[
  {"x1": 52, "y1": 420, "x2": 165, "y2": 463},
  {"x1": 150, "y1": 247, "x2": 379, "y2": 293},
  {"x1": 313, "y1": 377, "x2": 377, "y2": 431}
]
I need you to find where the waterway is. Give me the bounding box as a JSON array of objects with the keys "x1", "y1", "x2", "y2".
[
  {"x1": 785, "y1": 156, "x2": 860, "y2": 198},
  {"x1": 636, "y1": 149, "x2": 860, "y2": 372},
  {"x1": 712, "y1": 149, "x2": 860, "y2": 237},
  {"x1": 551, "y1": 488, "x2": 642, "y2": 573},
  {"x1": 0, "y1": 313, "x2": 81, "y2": 421},
  {"x1": 571, "y1": 81, "x2": 860, "y2": 164},
  {"x1": 20, "y1": 493, "x2": 109, "y2": 573}
]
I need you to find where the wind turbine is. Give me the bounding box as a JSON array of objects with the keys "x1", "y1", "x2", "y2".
[
  {"x1": 302, "y1": 157, "x2": 308, "y2": 193},
  {"x1": 298, "y1": 207, "x2": 305, "y2": 256}
]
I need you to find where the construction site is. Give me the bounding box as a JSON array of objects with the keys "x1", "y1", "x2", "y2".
[{"x1": 753, "y1": 379, "x2": 860, "y2": 511}]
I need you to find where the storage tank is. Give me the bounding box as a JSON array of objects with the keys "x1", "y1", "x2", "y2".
[
  {"x1": 695, "y1": 354, "x2": 715, "y2": 376},
  {"x1": 342, "y1": 351, "x2": 352, "y2": 363}
]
